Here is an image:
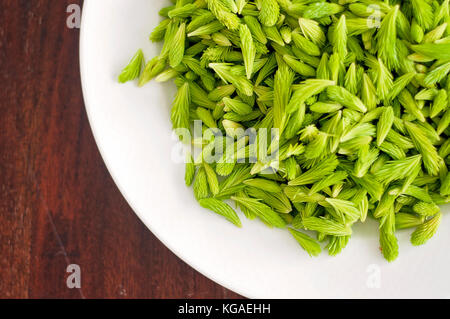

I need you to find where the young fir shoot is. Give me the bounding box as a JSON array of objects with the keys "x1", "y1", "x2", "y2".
[{"x1": 119, "y1": 0, "x2": 450, "y2": 262}]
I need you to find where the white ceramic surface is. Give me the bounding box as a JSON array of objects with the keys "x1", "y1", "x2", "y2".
[{"x1": 80, "y1": 0, "x2": 450, "y2": 298}]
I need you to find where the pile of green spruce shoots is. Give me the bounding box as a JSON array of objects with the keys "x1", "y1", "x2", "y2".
[{"x1": 119, "y1": 0, "x2": 450, "y2": 261}]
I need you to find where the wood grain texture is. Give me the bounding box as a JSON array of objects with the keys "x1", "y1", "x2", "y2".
[{"x1": 0, "y1": 0, "x2": 242, "y2": 299}]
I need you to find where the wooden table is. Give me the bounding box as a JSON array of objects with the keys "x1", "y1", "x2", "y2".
[{"x1": 0, "y1": 0, "x2": 241, "y2": 299}]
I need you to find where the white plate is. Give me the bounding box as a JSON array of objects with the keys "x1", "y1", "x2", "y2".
[{"x1": 80, "y1": 0, "x2": 450, "y2": 299}]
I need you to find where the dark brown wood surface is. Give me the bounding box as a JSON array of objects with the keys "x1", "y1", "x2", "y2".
[{"x1": 0, "y1": 0, "x2": 242, "y2": 299}]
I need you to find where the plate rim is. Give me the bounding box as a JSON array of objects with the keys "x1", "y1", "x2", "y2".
[{"x1": 79, "y1": 0, "x2": 450, "y2": 300}]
